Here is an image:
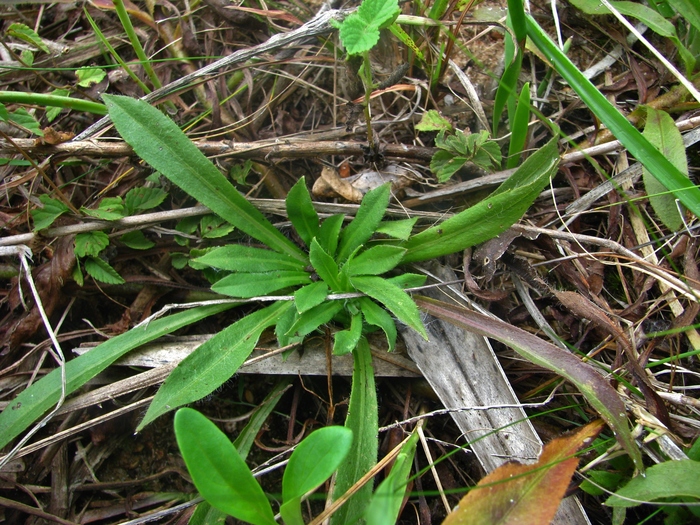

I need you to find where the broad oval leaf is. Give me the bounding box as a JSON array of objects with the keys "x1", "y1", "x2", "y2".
[
  {"x1": 139, "y1": 301, "x2": 292, "y2": 428},
  {"x1": 283, "y1": 426, "x2": 353, "y2": 502},
  {"x1": 605, "y1": 459, "x2": 700, "y2": 507},
  {"x1": 174, "y1": 408, "x2": 276, "y2": 525}
]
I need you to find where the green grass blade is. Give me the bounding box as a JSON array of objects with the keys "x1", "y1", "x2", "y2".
[
  {"x1": 0, "y1": 303, "x2": 233, "y2": 450},
  {"x1": 0, "y1": 91, "x2": 106, "y2": 115},
  {"x1": 415, "y1": 296, "x2": 644, "y2": 472},
  {"x1": 331, "y1": 337, "x2": 378, "y2": 525},
  {"x1": 138, "y1": 301, "x2": 292, "y2": 429},
  {"x1": 525, "y1": 15, "x2": 700, "y2": 219},
  {"x1": 506, "y1": 82, "x2": 531, "y2": 169},
  {"x1": 103, "y1": 95, "x2": 307, "y2": 262}
]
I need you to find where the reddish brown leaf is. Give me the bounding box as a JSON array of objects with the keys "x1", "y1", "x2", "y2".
[{"x1": 442, "y1": 420, "x2": 604, "y2": 525}]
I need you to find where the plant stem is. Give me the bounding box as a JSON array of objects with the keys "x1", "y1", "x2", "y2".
[
  {"x1": 360, "y1": 52, "x2": 375, "y2": 152},
  {"x1": 0, "y1": 92, "x2": 107, "y2": 114}
]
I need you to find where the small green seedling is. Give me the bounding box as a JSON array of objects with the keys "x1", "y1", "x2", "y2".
[{"x1": 174, "y1": 407, "x2": 353, "y2": 525}]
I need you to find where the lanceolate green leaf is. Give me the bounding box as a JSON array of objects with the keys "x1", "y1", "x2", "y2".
[
  {"x1": 333, "y1": 312, "x2": 363, "y2": 356},
  {"x1": 103, "y1": 95, "x2": 306, "y2": 263},
  {"x1": 359, "y1": 297, "x2": 397, "y2": 351},
  {"x1": 337, "y1": 183, "x2": 391, "y2": 263},
  {"x1": 174, "y1": 408, "x2": 276, "y2": 525},
  {"x1": 331, "y1": 338, "x2": 378, "y2": 525},
  {"x1": 346, "y1": 245, "x2": 406, "y2": 276},
  {"x1": 138, "y1": 301, "x2": 292, "y2": 429},
  {"x1": 0, "y1": 303, "x2": 233, "y2": 450},
  {"x1": 352, "y1": 275, "x2": 427, "y2": 339},
  {"x1": 606, "y1": 459, "x2": 700, "y2": 507},
  {"x1": 294, "y1": 281, "x2": 329, "y2": 313},
  {"x1": 414, "y1": 296, "x2": 644, "y2": 471},
  {"x1": 286, "y1": 301, "x2": 344, "y2": 339},
  {"x1": 402, "y1": 137, "x2": 558, "y2": 263},
  {"x1": 211, "y1": 271, "x2": 311, "y2": 298},
  {"x1": 194, "y1": 245, "x2": 306, "y2": 273},
  {"x1": 286, "y1": 177, "x2": 319, "y2": 247},
  {"x1": 642, "y1": 107, "x2": 689, "y2": 231},
  {"x1": 310, "y1": 238, "x2": 342, "y2": 291},
  {"x1": 525, "y1": 16, "x2": 700, "y2": 219},
  {"x1": 317, "y1": 214, "x2": 345, "y2": 256}
]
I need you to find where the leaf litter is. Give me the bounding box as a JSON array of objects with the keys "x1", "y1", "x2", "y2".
[{"x1": 0, "y1": 0, "x2": 699, "y2": 523}]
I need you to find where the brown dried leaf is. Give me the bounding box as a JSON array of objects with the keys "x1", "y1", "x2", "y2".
[{"x1": 442, "y1": 420, "x2": 604, "y2": 525}]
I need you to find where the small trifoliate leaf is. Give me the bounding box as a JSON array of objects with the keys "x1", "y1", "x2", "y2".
[
  {"x1": 31, "y1": 195, "x2": 69, "y2": 230},
  {"x1": 200, "y1": 215, "x2": 234, "y2": 239},
  {"x1": 74, "y1": 231, "x2": 110, "y2": 258},
  {"x1": 6, "y1": 23, "x2": 49, "y2": 53},
  {"x1": 84, "y1": 256, "x2": 125, "y2": 284},
  {"x1": 120, "y1": 230, "x2": 155, "y2": 250},
  {"x1": 72, "y1": 263, "x2": 84, "y2": 287},
  {"x1": 46, "y1": 89, "x2": 71, "y2": 122},
  {"x1": 82, "y1": 197, "x2": 126, "y2": 220},
  {"x1": 124, "y1": 186, "x2": 167, "y2": 213},
  {"x1": 10, "y1": 108, "x2": 43, "y2": 136},
  {"x1": 415, "y1": 110, "x2": 453, "y2": 132},
  {"x1": 76, "y1": 67, "x2": 106, "y2": 87},
  {"x1": 230, "y1": 159, "x2": 253, "y2": 186}
]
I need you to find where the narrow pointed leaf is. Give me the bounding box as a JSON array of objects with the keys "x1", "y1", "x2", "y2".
[
  {"x1": 286, "y1": 177, "x2": 319, "y2": 247},
  {"x1": 309, "y1": 238, "x2": 342, "y2": 291},
  {"x1": 346, "y1": 245, "x2": 406, "y2": 276},
  {"x1": 525, "y1": 16, "x2": 700, "y2": 219},
  {"x1": 333, "y1": 312, "x2": 363, "y2": 355},
  {"x1": 359, "y1": 297, "x2": 397, "y2": 351},
  {"x1": 103, "y1": 95, "x2": 306, "y2": 262},
  {"x1": 443, "y1": 420, "x2": 604, "y2": 525},
  {"x1": 0, "y1": 303, "x2": 233, "y2": 450},
  {"x1": 139, "y1": 301, "x2": 292, "y2": 428},
  {"x1": 415, "y1": 296, "x2": 643, "y2": 471},
  {"x1": 352, "y1": 275, "x2": 427, "y2": 339},
  {"x1": 331, "y1": 338, "x2": 378, "y2": 525},
  {"x1": 337, "y1": 184, "x2": 391, "y2": 263},
  {"x1": 194, "y1": 245, "x2": 307, "y2": 272},
  {"x1": 294, "y1": 281, "x2": 329, "y2": 313},
  {"x1": 174, "y1": 408, "x2": 276, "y2": 525},
  {"x1": 211, "y1": 271, "x2": 311, "y2": 298},
  {"x1": 317, "y1": 214, "x2": 345, "y2": 256},
  {"x1": 286, "y1": 301, "x2": 343, "y2": 339},
  {"x1": 364, "y1": 430, "x2": 419, "y2": 525},
  {"x1": 402, "y1": 138, "x2": 558, "y2": 263}
]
